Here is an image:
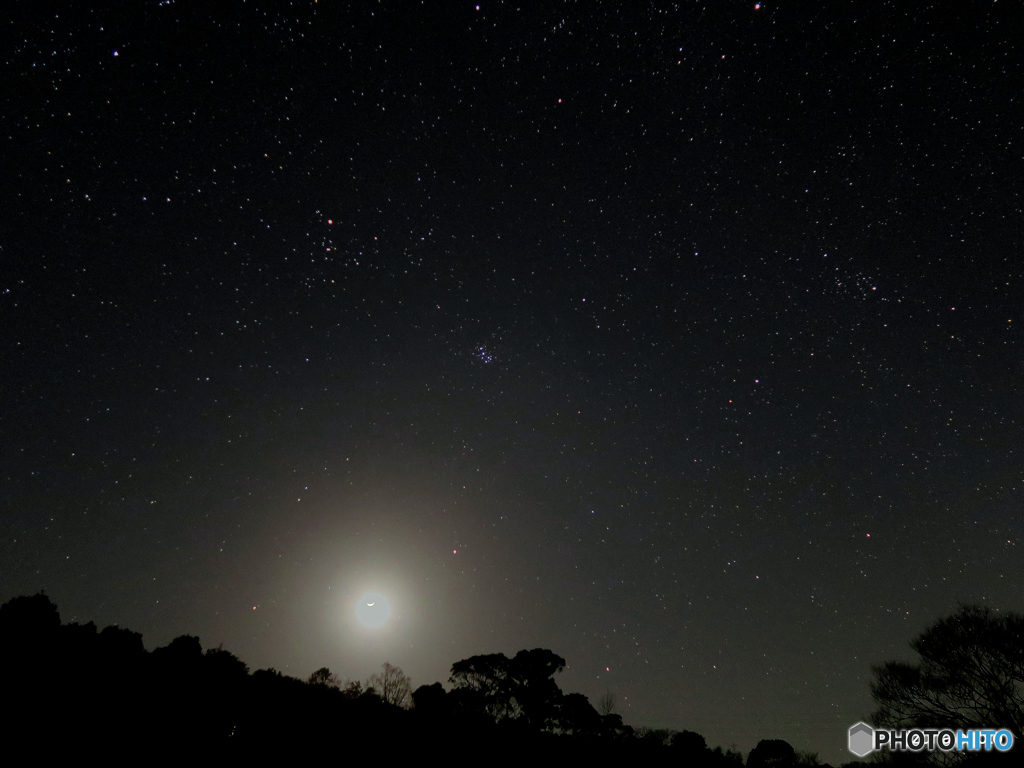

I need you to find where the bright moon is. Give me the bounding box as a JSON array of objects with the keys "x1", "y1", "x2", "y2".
[{"x1": 355, "y1": 592, "x2": 391, "y2": 628}]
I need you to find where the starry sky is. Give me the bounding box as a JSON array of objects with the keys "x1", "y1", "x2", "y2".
[{"x1": 2, "y1": 1, "x2": 1022, "y2": 762}]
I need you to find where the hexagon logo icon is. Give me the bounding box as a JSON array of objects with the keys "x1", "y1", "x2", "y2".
[{"x1": 848, "y1": 722, "x2": 874, "y2": 757}]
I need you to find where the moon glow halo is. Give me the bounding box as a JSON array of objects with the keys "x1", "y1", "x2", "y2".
[{"x1": 355, "y1": 592, "x2": 391, "y2": 628}]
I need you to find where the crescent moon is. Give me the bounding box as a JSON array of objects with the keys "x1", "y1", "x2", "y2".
[{"x1": 367, "y1": 602, "x2": 375, "y2": 606}]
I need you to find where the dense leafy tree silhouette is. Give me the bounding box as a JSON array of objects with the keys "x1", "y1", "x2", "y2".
[
  {"x1": 871, "y1": 605, "x2": 1024, "y2": 741},
  {"x1": 449, "y1": 648, "x2": 568, "y2": 729},
  {"x1": 449, "y1": 651, "x2": 518, "y2": 720},
  {"x1": 597, "y1": 711, "x2": 635, "y2": 741},
  {"x1": 747, "y1": 738, "x2": 797, "y2": 767},
  {"x1": 0, "y1": 593, "x2": 63, "y2": 742},
  {"x1": 340, "y1": 678, "x2": 377, "y2": 700},
  {"x1": 206, "y1": 644, "x2": 249, "y2": 681},
  {"x1": 671, "y1": 728, "x2": 708, "y2": 755},
  {"x1": 557, "y1": 692, "x2": 602, "y2": 736},
  {"x1": 151, "y1": 634, "x2": 206, "y2": 739},
  {"x1": 308, "y1": 666, "x2": 341, "y2": 688},
  {"x1": 0, "y1": 592, "x2": 60, "y2": 639},
  {"x1": 411, "y1": 681, "x2": 452, "y2": 719},
  {"x1": 509, "y1": 648, "x2": 568, "y2": 728}
]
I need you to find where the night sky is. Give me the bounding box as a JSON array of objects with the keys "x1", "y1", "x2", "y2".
[{"x1": 3, "y1": 1, "x2": 1022, "y2": 762}]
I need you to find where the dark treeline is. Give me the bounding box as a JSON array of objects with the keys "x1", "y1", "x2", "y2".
[{"x1": 3, "y1": 593, "x2": 835, "y2": 763}]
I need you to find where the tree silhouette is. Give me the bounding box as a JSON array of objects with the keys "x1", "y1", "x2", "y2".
[
  {"x1": 449, "y1": 652, "x2": 516, "y2": 720},
  {"x1": 870, "y1": 605, "x2": 1024, "y2": 741},
  {"x1": 449, "y1": 648, "x2": 567, "y2": 729},
  {"x1": 747, "y1": 738, "x2": 796, "y2": 767},
  {"x1": 341, "y1": 679, "x2": 369, "y2": 699},
  {"x1": 0, "y1": 592, "x2": 60, "y2": 640},
  {"x1": 597, "y1": 712, "x2": 634, "y2": 741},
  {"x1": 369, "y1": 661, "x2": 411, "y2": 707},
  {"x1": 557, "y1": 691, "x2": 602, "y2": 736},
  {"x1": 0, "y1": 592, "x2": 791, "y2": 761},
  {"x1": 308, "y1": 666, "x2": 341, "y2": 688},
  {"x1": 508, "y1": 648, "x2": 567, "y2": 728},
  {"x1": 598, "y1": 690, "x2": 617, "y2": 716},
  {"x1": 635, "y1": 726, "x2": 674, "y2": 746},
  {"x1": 411, "y1": 682, "x2": 448, "y2": 712},
  {"x1": 670, "y1": 729, "x2": 707, "y2": 755}
]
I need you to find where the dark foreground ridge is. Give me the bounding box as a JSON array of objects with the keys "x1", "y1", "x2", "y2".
[{"x1": 0, "y1": 592, "x2": 763, "y2": 763}]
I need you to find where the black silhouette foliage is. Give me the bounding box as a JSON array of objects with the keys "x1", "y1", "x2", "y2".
[
  {"x1": 871, "y1": 605, "x2": 1024, "y2": 739},
  {"x1": 0, "y1": 592, "x2": 772, "y2": 763},
  {"x1": 747, "y1": 739, "x2": 797, "y2": 768}
]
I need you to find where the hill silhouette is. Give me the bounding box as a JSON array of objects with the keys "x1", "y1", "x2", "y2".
[{"x1": 1, "y1": 592, "x2": 812, "y2": 763}]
